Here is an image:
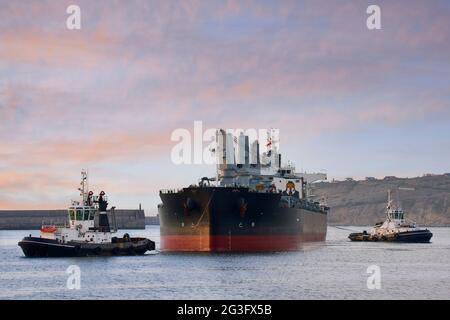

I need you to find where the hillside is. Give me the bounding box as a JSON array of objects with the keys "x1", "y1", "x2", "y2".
[{"x1": 310, "y1": 174, "x2": 450, "y2": 226}]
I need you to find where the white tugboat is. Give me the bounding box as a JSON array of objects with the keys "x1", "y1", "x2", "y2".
[
  {"x1": 18, "y1": 170, "x2": 155, "y2": 257},
  {"x1": 349, "y1": 189, "x2": 433, "y2": 243}
]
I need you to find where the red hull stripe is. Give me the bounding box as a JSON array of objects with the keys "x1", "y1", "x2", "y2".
[{"x1": 161, "y1": 234, "x2": 326, "y2": 252}]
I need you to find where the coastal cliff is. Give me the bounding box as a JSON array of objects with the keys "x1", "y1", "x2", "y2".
[{"x1": 311, "y1": 174, "x2": 450, "y2": 226}]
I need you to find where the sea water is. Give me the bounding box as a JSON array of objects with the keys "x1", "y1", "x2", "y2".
[{"x1": 0, "y1": 226, "x2": 449, "y2": 299}]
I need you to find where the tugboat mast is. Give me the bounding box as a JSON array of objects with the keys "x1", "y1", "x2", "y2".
[
  {"x1": 387, "y1": 189, "x2": 393, "y2": 209},
  {"x1": 78, "y1": 169, "x2": 89, "y2": 206},
  {"x1": 387, "y1": 189, "x2": 393, "y2": 220}
]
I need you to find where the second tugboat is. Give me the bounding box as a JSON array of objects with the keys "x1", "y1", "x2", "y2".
[
  {"x1": 348, "y1": 189, "x2": 433, "y2": 243},
  {"x1": 18, "y1": 170, "x2": 155, "y2": 257}
]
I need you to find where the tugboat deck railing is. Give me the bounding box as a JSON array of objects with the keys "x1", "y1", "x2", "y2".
[{"x1": 41, "y1": 223, "x2": 70, "y2": 228}]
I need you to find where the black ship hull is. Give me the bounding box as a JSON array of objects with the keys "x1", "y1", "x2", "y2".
[
  {"x1": 158, "y1": 187, "x2": 327, "y2": 252},
  {"x1": 395, "y1": 230, "x2": 433, "y2": 242},
  {"x1": 348, "y1": 229, "x2": 433, "y2": 243},
  {"x1": 18, "y1": 236, "x2": 155, "y2": 257}
]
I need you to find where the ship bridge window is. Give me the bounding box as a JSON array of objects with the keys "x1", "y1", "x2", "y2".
[
  {"x1": 392, "y1": 211, "x2": 403, "y2": 219},
  {"x1": 76, "y1": 208, "x2": 83, "y2": 220},
  {"x1": 69, "y1": 209, "x2": 75, "y2": 221},
  {"x1": 83, "y1": 208, "x2": 90, "y2": 221},
  {"x1": 89, "y1": 209, "x2": 95, "y2": 220}
]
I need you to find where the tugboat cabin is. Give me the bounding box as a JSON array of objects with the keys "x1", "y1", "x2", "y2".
[
  {"x1": 68, "y1": 206, "x2": 96, "y2": 232},
  {"x1": 388, "y1": 209, "x2": 404, "y2": 221},
  {"x1": 68, "y1": 206, "x2": 96, "y2": 224}
]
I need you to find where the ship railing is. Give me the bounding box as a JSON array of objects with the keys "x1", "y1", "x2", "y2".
[
  {"x1": 41, "y1": 222, "x2": 70, "y2": 228},
  {"x1": 293, "y1": 200, "x2": 327, "y2": 213},
  {"x1": 161, "y1": 186, "x2": 293, "y2": 195},
  {"x1": 160, "y1": 188, "x2": 184, "y2": 194}
]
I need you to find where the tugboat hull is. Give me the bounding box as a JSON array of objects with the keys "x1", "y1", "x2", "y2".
[
  {"x1": 18, "y1": 237, "x2": 155, "y2": 257},
  {"x1": 348, "y1": 229, "x2": 433, "y2": 243},
  {"x1": 394, "y1": 230, "x2": 433, "y2": 243}
]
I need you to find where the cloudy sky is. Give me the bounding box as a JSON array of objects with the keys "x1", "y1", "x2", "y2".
[{"x1": 1, "y1": 0, "x2": 449, "y2": 214}]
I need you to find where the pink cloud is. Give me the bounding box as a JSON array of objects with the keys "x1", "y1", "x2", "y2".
[
  {"x1": 1, "y1": 0, "x2": 449, "y2": 211},
  {"x1": 4, "y1": 130, "x2": 171, "y2": 168},
  {"x1": 0, "y1": 29, "x2": 128, "y2": 68}
]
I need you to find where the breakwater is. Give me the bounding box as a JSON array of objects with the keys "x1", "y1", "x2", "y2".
[
  {"x1": 0, "y1": 209, "x2": 145, "y2": 230},
  {"x1": 145, "y1": 215, "x2": 160, "y2": 225}
]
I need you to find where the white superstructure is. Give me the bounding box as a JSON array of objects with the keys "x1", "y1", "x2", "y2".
[
  {"x1": 213, "y1": 129, "x2": 327, "y2": 199},
  {"x1": 40, "y1": 170, "x2": 117, "y2": 244}
]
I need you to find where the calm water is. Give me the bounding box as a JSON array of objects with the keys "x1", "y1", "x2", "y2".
[{"x1": 0, "y1": 226, "x2": 449, "y2": 300}]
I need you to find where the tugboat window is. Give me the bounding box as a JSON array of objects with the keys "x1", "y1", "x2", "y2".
[
  {"x1": 84, "y1": 208, "x2": 90, "y2": 220},
  {"x1": 69, "y1": 209, "x2": 75, "y2": 221},
  {"x1": 76, "y1": 208, "x2": 83, "y2": 220}
]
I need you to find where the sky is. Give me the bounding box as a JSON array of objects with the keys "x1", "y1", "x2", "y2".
[{"x1": 0, "y1": 0, "x2": 449, "y2": 214}]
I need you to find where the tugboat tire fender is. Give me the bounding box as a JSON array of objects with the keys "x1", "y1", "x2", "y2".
[{"x1": 147, "y1": 241, "x2": 155, "y2": 251}]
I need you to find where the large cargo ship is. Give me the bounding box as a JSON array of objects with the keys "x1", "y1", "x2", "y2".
[{"x1": 158, "y1": 129, "x2": 329, "y2": 252}]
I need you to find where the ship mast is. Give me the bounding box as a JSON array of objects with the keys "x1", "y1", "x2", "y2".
[
  {"x1": 387, "y1": 189, "x2": 393, "y2": 220},
  {"x1": 387, "y1": 189, "x2": 392, "y2": 209},
  {"x1": 78, "y1": 169, "x2": 89, "y2": 206}
]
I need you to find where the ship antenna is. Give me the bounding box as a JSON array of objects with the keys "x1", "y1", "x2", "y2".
[
  {"x1": 266, "y1": 129, "x2": 272, "y2": 151},
  {"x1": 80, "y1": 169, "x2": 89, "y2": 206},
  {"x1": 387, "y1": 189, "x2": 392, "y2": 209},
  {"x1": 387, "y1": 189, "x2": 392, "y2": 220}
]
